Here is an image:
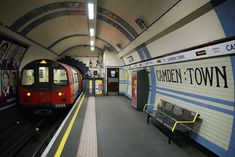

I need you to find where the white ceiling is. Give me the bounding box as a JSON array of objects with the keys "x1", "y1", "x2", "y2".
[{"x1": 0, "y1": 0, "x2": 180, "y2": 57}]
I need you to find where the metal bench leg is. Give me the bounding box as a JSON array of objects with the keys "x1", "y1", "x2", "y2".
[
  {"x1": 168, "y1": 137, "x2": 171, "y2": 144},
  {"x1": 168, "y1": 132, "x2": 172, "y2": 144},
  {"x1": 147, "y1": 114, "x2": 150, "y2": 124}
]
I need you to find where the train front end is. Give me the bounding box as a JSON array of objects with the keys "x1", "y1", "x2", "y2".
[{"x1": 19, "y1": 59, "x2": 75, "y2": 108}]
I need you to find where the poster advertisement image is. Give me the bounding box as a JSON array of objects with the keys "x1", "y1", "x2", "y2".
[{"x1": 0, "y1": 33, "x2": 28, "y2": 108}]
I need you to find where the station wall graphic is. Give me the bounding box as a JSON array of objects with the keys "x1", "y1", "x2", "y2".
[
  {"x1": 0, "y1": 33, "x2": 29, "y2": 108},
  {"x1": 154, "y1": 56, "x2": 234, "y2": 154}
]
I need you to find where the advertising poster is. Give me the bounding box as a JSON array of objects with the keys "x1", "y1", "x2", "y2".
[
  {"x1": 89, "y1": 80, "x2": 93, "y2": 95},
  {"x1": 95, "y1": 79, "x2": 103, "y2": 95},
  {"x1": 0, "y1": 33, "x2": 29, "y2": 108},
  {"x1": 131, "y1": 74, "x2": 137, "y2": 108}
]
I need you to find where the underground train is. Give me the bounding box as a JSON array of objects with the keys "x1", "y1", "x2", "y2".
[{"x1": 19, "y1": 59, "x2": 82, "y2": 109}]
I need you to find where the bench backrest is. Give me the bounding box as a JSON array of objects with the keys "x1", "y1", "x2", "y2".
[
  {"x1": 157, "y1": 100, "x2": 166, "y2": 111},
  {"x1": 163, "y1": 102, "x2": 173, "y2": 112},
  {"x1": 160, "y1": 100, "x2": 199, "y2": 122},
  {"x1": 173, "y1": 106, "x2": 183, "y2": 116},
  {"x1": 146, "y1": 104, "x2": 155, "y2": 113},
  {"x1": 182, "y1": 109, "x2": 198, "y2": 121}
]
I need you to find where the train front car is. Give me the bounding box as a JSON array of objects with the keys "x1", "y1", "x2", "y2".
[{"x1": 19, "y1": 59, "x2": 80, "y2": 109}]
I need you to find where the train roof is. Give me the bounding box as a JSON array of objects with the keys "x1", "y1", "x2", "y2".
[{"x1": 22, "y1": 59, "x2": 79, "y2": 72}]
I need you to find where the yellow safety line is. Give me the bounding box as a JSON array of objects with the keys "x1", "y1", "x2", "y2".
[{"x1": 54, "y1": 94, "x2": 85, "y2": 157}]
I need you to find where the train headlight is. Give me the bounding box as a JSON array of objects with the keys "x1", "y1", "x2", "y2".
[
  {"x1": 58, "y1": 92, "x2": 63, "y2": 96},
  {"x1": 26, "y1": 92, "x2": 31, "y2": 97}
]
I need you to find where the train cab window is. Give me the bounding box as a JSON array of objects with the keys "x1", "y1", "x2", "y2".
[
  {"x1": 39, "y1": 67, "x2": 49, "y2": 82},
  {"x1": 21, "y1": 69, "x2": 34, "y2": 85},
  {"x1": 53, "y1": 68, "x2": 68, "y2": 85},
  {"x1": 71, "y1": 69, "x2": 78, "y2": 83},
  {"x1": 75, "y1": 74, "x2": 78, "y2": 83}
]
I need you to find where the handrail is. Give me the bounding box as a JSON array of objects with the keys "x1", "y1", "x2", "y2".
[
  {"x1": 171, "y1": 113, "x2": 200, "y2": 132},
  {"x1": 145, "y1": 100, "x2": 200, "y2": 133},
  {"x1": 144, "y1": 99, "x2": 161, "y2": 112}
]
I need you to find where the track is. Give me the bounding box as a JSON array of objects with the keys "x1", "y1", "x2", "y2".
[
  {"x1": 0, "y1": 108, "x2": 68, "y2": 157},
  {"x1": 18, "y1": 112, "x2": 67, "y2": 157}
]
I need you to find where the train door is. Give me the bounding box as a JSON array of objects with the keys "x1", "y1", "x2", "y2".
[
  {"x1": 37, "y1": 66, "x2": 52, "y2": 104},
  {"x1": 107, "y1": 68, "x2": 119, "y2": 95}
]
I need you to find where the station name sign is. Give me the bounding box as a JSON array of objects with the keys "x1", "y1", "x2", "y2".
[{"x1": 124, "y1": 39, "x2": 235, "y2": 69}]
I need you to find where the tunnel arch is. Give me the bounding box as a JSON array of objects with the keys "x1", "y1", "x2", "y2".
[
  {"x1": 10, "y1": 1, "x2": 151, "y2": 59},
  {"x1": 9, "y1": 1, "x2": 155, "y2": 104},
  {"x1": 48, "y1": 34, "x2": 116, "y2": 52},
  {"x1": 60, "y1": 45, "x2": 103, "y2": 57}
]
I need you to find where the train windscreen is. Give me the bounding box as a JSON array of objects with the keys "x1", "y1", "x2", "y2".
[
  {"x1": 39, "y1": 67, "x2": 49, "y2": 83},
  {"x1": 53, "y1": 68, "x2": 68, "y2": 86},
  {"x1": 21, "y1": 69, "x2": 34, "y2": 85}
]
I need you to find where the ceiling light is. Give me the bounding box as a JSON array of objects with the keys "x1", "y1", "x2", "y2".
[
  {"x1": 116, "y1": 43, "x2": 122, "y2": 49},
  {"x1": 88, "y1": 3, "x2": 94, "y2": 20},
  {"x1": 90, "y1": 28, "x2": 94, "y2": 36},
  {"x1": 91, "y1": 46, "x2": 95, "y2": 51},
  {"x1": 90, "y1": 40, "x2": 94, "y2": 46},
  {"x1": 135, "y1": 18, "x2": 147, "y2": 30}
]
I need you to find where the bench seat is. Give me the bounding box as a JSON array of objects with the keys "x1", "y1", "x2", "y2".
[{"x1": 144, "y1": 100, "x2": 200, "y2": 144}]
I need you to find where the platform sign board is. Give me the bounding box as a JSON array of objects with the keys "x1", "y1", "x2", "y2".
[
  {"x1": 0, "y1": 33, "x2": 29, "y2": 108},
  {"x1": 89, "y1": 79, "x2": 93, "y2": 95},
  {"x1": 131, "y1": 73, "x2": 137, "y2": 108},
  {"x1": 95, "y1": 79, "x2": 104, "y2": 96},
  {"x1": 125, "y1": 39, "x2": 235, "y2": 69}
]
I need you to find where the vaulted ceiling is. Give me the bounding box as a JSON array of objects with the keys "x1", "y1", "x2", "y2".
[{"x1": 0, "y1": 0, "x2": 180, "y2": 57}]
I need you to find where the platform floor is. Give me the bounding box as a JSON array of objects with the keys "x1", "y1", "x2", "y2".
[{"x1": 44, "y1": 95, "x2": 211, "y2": 157}]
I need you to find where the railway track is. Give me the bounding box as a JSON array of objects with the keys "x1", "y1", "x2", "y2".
[
  {"x1": 0, "y1": 109, "x2": 68, "y2": 157},
  {"x1": 17, "y1": 112, "x2": 67, "y2": 157}
]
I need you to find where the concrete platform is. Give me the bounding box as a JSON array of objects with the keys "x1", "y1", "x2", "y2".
[{"x1": 42, "y1": 95, "x2": 213, "y2": 157}]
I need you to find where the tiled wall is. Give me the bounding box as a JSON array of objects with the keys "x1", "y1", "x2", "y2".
[
  {"x1": 119, "y1": 68, "x2": 132, "y2": 99},
  {"x1": 153, "y1": 56, "x2": 234, "y2": 155},
  {"x1": 119, "y1": 68, "x2": 126, "y2": 94}
]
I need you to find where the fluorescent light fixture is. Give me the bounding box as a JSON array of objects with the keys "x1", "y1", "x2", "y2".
[
  {"x1": 91, "y1": 46, "x2": 95, "y2": 51},
  {"x1": 90, "y1": 40, "x2": 94, "y2": 46},
  {"x1": 88, "y1": 3, "x2": 94, "y2": 20},
  {"x1": 90, "y1": 28, "x2": 94, "y2": 36}
]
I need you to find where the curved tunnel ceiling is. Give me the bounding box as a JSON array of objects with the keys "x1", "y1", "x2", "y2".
[
  {"x1": 61, "y1": 45, "x2": 103, "y2": 57},
  {"x1": 0, "y1": 0, "x2": 180, "y2": 57}
]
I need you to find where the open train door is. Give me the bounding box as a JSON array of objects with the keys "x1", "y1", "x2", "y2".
[{"x1": 107, "y1": 68, "x2": 119, "y2": 95}]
